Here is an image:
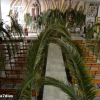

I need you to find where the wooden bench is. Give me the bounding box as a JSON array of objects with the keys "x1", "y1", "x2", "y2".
[
  {"x1": 17, "y1": 52, "x2": 27, "y2": 57},
  {"x1": 85, "y1": 50, "x2": 92, "y2": 54},
  {"x1": 0, "y1": 77, "x2": 23, "y2": 88},
  {"x1": 9, "y1": 61, "x2": 26, "y2": 69},
  {"x1": 96, "y1": 90, "x2": 100, "y2": 96},
  {"x1": 72, "y1": 78, "x2": 100, "y2": 85},
  {"x1": 1, "y1": 47, "x2": 20, "y2": 50},
  {"x1": 86, "y1": 63, "x2": 100, "y2": 69},
  {"x1": 19, "y1": 46, "x2": 28, "y2": 52},
  {"x1": 72, "y1": 78, "x2": 100, "y2": 96},
  {"x1": 85, "y1": 58, "x2": 97, "y2": 63},
  {"x1": 14, "y1": 56, "x2": 26, "y2": 62},
  {"x1": 85, "y1": 56, "x2": 97, "y2": 58},
  {"x1": 92, "y1": 79, "x2": 100, "y2": 83},
  {"x1": 3, "y1": 39, "x2": 24, "y2": 43},
  {"x1": 18, "y1": 48, "x2": 28, "y2": 55},
  {"x1": 19, "y1": 48, "x2": 28, "y2": 51},
  {"x1": 88, "y1": 40, "x2": 100, "y2": 44},
  {"x1": 79, "y1": 45, "x2": 89, "y2": 50},
  {"x1": 73, "y1": 40, "x2": 84, "y2": 44},
  {"x1": 85, "y1": 54, "x2": 94, "y2": 57},
  {"x1": 70, "y1": 70, "x2": 100, "y2": 78},
  {"x1": 4, "y1": 69, "x2": 42, "y2": 77},
  {"x1": 21, "y1": 44, "x2": 29, "y2": 49},
  {"x1": 85, "y1": 51, "x2": 93, "y2": 56},
  {"x1": 88, "y1": 70, "x2": 100, "y2": 78},
  {"x1": 0, "y1": 44, "x2": 28, "y2": 52},
  {"x1": 4, "y1": 70, "x2": 25, "y2": 77},
  {"x1": 0, "y1": 89, "x2": 37, "y2": 96},
  {"x1": 17, "y1": 52, "x2": 27, "y2": 55}
]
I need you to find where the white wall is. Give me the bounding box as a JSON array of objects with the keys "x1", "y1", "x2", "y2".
[
  {"x1": 1, "y1": 0, "x2": 10, "y2": 24},
  {"x1": 98, "y1": 6, "x2": 100, "y2": 17},
  {"x1": 0, "y1": 0, "x2": 2, "y2": 21}
]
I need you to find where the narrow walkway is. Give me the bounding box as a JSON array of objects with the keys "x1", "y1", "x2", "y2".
[{"x1": 43, "y1": 43, "x2": 69, "y2": 100}]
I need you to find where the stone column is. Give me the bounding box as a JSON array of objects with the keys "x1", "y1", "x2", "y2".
[{"x1": 97, "y1": 6, "x2": 100, "y2": 17}]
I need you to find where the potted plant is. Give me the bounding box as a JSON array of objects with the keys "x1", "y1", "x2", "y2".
[
  {"x1": 24, "y1": 13, "x2": 32, "y2": 35},
  {"x1": 24, "y1": 27, "x2": 28, "y2": 36}
]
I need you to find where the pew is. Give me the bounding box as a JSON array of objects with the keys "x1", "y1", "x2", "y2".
[
  {"x1": 9, "y1": 61, "x2": 26, "y2": 69},
  {"x1": 0, "y1": 89, "x2": 37, "y2": 96},
  {"x1": 79, "y1": 45, "x2": 89, "y2": 51},
  {"x1": 97, "y1": 91, "x2": 100, "y2": 97},
  {"x1": 19, "y1": 48, "x2": 28, "y2": 51},
  {"x1": 70, "y1": 70, "x2": 100, "y2": 78},
  {"x1": 4, "y1": 70, "x2": 25, "y2": 77},
  {"x1": 17, "y1": 52, "x2": 27, "y2": 55},
  {"x1": 4, "y1": 69, "x2": 42, "y2": 77},
  {"x1": 71, "y1": 78, "x2": 100, "y2": 96},
  {"x1": 21, "y1": 43, "x2": 28, "y2": 47},
  {"x1": 85, "y1": 56, "x2": 97, "y2": 59},
  {"x1": 0, "y1": 77, "x2": 23, "y2": 88},
  {"x1": 72, "y1": 78, "x2": 100, "y2": 85},
  {"x1": 88, "y1": 70, "x2": 100, "y2": 78},
  {"x1": 86, "y1": 63, "x2": 100, "y2": 69},
  {"x1": 88, "y1": 40, "x2": 100, "y2": 44},
  {"x1": 14, "y1": 56, "x2": 26, "y2": 62},
  {"x1": 85, "y1": 51, "x2": 93, "y2": 56},
  {"x1": 73, "y1": 40, "x2": 84, "y2": 44},
  {"x1": 85, "y1": 58, "x2": 97, "y2": 63}
]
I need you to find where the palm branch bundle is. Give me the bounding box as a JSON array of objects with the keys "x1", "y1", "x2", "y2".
[
  {"x1": 0, "y1": 16, "x2": 25, "y2": 75},
  {"x1": 86, "y1": 23, "x2": 100, "y2": 58}
]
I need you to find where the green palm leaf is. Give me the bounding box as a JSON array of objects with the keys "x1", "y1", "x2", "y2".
[
  {"x1": 41, "y1": 76, "x2": 78, "y2": 100},
  {"x1": 50, "y1": 38, "x2": 96, "y2": 100}
]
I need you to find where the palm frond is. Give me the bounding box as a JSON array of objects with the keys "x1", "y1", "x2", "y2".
[
  {"x1": 41, "y1": 76, "x2": 78, "y2": 100},
  {"x1": 73, "y1": 43, "x2": 85, "y2": 59},
  {"x1": 15, "y1": 29, "x2": 50, "y2": 99},
  {"x1": 9, "y1": 15, "x2": 24, "y2": 39},
  {"x1": 86, "y1": 23, "x2": 100, "y2": 58},
  {"x1": 0, "y1": 17, "x2": 25, "y2": 76},
  {"x1": 50, "y1": 38, "x2": 96, "y2": 100}
]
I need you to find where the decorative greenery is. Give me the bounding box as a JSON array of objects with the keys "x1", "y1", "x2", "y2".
[
  {"x1": 36, "y1": 8, "x2": 86, "y2": 30},
  {"x1": 15, "y1": 18, "x2": 96, "y2": 100},
  {"x1": 0, "y1": 8, "x2": 96, "y2": 100},
  {"x1": 86, "y1": 23, "x2": 100, "y2": 58},
  {"x1": 64, "y1": 8, "x2": 86, "y2": 28},
  {"x1": 0, "y1": 16, "x2": 25, "y2": 76},
  {"x1": 24, "y1": 14, "x2": 32, "y2": 27},
  {"x1": 36, "y1": 9, "x2": 64, "y2": 27}
]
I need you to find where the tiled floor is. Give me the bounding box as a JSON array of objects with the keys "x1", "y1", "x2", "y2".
[{"x1": 43, "y1": 43, "x2": 69, "y2": 100}]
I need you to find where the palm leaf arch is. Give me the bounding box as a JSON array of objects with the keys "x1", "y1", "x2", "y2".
[
  {"x1": 15, "y1": 20, "x2": 74, "y2": 100},
  {"x1": 15, "y1": 17, "x2": 96, "y2": 100}
]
